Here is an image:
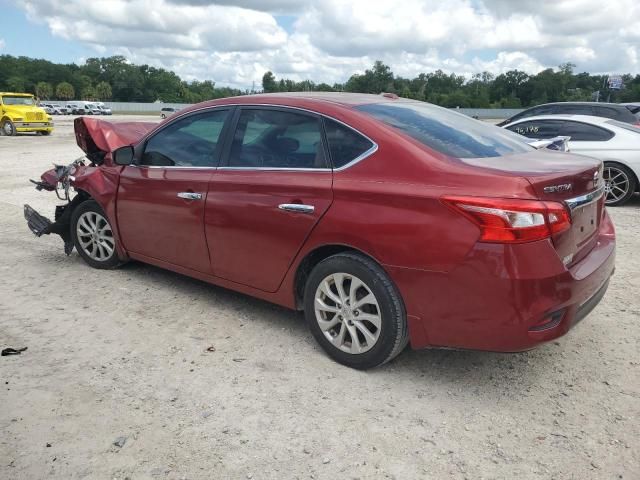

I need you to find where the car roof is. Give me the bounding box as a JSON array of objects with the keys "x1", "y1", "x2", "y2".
[
  {"x1": 200, "y1": 92, "x2": 405, "y2": 108},
  {"x1": 533, "y1": 101, "x2": 627, "y2": 108},
  {"x1": 505, "y1": 114, "x2": 613, "y2": 126}
]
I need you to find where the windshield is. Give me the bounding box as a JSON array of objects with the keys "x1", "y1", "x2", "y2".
[
  {"x1": 356, "y1": 102, "x2": 534, "y2": 158},
  {"x1": 2, "y1": 96, "x2": 35, "y2": 106}
]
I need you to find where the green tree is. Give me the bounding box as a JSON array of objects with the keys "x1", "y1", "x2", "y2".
[
  {"x1": 81, "y1": 86, "x2": 96, "y2": 100},
  {"x1": 56, "y1": 82, "x2": 75, "y2": 100},
  {"x1": 95, "y1": 81, "x2": 112, "y2": 100},
  {"x1": 6, "y1": 76, "x2": 26, "y2": 92},
  {"x1": 35, "y1": 81, "x2": 53, "y2": 99},
  {"x1": 262, "y1": 71, "x2": 278, "y2": 93}
]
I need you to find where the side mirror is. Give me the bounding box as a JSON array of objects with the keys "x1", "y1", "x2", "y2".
[{"x1": 113, "y1": 146, "x2": 134, "y2": 165}]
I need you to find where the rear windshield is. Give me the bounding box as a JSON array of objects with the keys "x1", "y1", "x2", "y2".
[
  {"x1": 356, "y1": 102, "x2": 533, "y2": 158},
  {"x1": 606, "y1": 119, "x2": 640, "y2": 133}
]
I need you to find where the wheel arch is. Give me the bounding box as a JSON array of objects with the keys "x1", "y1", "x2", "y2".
[{"x1": 293, "y1": 244, "x2": 387, "y2": 310}]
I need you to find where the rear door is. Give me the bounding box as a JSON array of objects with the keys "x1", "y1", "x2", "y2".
[
  {"x1": 205, "y1": 106, "x2": 333, "y2": 292},
  {"x1": 117, "y1": 108, "x2": 231, "y2": 273}
]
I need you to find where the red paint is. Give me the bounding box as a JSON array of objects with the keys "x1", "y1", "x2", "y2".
[{"x1": 63, "y1": 93, "x2": 615, "y2": 353}]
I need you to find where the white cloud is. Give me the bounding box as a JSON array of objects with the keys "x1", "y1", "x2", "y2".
[
  {"x1": 14, "y1": 0, "x2": 640, "y2": 89},
  {"x1": 0, "y1": 38, "x2": 5, "y2": 50}
]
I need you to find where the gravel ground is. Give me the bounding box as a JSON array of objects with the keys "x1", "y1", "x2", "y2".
[{"x1": 1, "y1": 115, "x2": 639, "y2": 479}]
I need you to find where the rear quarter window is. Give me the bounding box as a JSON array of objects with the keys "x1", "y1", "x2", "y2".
[
  {"x1": 356, "y1": 102, "x2": 532, "y2": 158},
  {"x1": 323, "y1": 119, "x2": 375, "y2": 168}
]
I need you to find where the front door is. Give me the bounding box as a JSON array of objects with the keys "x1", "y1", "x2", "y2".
[
  {"x1": 117, "y1": 108, "x2": 231, "y2": 273},
  {"x1": 205, "y1": 107, "x2": 333, "y2": 292}
]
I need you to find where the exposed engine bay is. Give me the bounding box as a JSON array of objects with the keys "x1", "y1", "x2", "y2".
[{"x1": 24, "y1": 157, "x2": 96, "y2": 255}]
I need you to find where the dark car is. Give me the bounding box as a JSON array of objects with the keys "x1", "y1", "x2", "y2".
[
  {"x1": 497, "y1": 102, "x2": 640, "y2": 127},
  {"x1": 24, "y1": 93, "x2": 615, "y2": 369}
]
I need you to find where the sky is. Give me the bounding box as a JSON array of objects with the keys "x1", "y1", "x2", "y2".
[{"x1": 2, "y1": 0, "x2": 639, "y2": 89}]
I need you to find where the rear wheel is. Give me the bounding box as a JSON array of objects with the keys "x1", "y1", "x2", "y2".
[
  {"x1": 603, "y1": 162, "x2": 636, "y2": 206},
  {"x1": 40, "y1": 131, "x2": 51, "y2": 136},
  {"x1": 71, "y1": 200, "x2": 122, "y2": 269},
  {"x1": 304, "y1": 252, "x2": 408, "y2": 369},
  {"x1": 1, "y1": 119, "x2": 16, "y2": 136}
]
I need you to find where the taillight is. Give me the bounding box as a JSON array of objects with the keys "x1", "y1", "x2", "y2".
[{"x1": 442, "y1": 196, "x2": 571, "y2": 243}]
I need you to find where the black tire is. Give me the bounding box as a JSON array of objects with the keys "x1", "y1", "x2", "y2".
[
  {"x1": 161, "y1": 114, "x2": 166, "y2": 119},
  {"x1": 71, "y1": 200, "x2": 122, "y2": 269},
  {"x1": 303, "y1": 252, "x2": 408, "y2": 369},
  {"x1": 1, "y1": 119, "x2": 16, "y2": 136},
  {"x1": 603, "y1": 162, "x2": 637, "y2": 206},
  {"x1": 40, "y1": 131, "x2": 51, "y2": 136}
]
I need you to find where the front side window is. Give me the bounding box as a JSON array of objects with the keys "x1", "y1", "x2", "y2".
[
  {"x1": 357, "y1": 102, "x2": 532, "y2": 158},
  {"x1": 141, "y1": 109, "x2": 229, "y2": 167},
  {"x1": 506, "y1": 120, "x2": 564, "y2": 139},
  {"x1": 560, "y1": 121, "x2": 614, "y2": 141},
  {"x1": 324, "y1": 119, "x2": 374, "y2": 168},
  {"x1": 227, "y1": 109, "x2": 327, "y2": 169}
]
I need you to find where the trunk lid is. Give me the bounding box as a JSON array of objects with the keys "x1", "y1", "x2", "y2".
[{"x1": 463, "y1": 150, "x2": 604, "y2": 266}]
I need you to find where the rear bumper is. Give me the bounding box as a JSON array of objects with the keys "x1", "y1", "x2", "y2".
[{"x1": 388, "y1": 210, "x2": 616, "y2": 352}]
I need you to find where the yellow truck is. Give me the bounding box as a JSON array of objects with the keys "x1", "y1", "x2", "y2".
[{"x1": 0, "y1": 92, "x2": 54, "y2": 136}]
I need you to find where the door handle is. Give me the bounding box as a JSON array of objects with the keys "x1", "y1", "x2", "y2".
[
  {"x1": 177, "y1": 192, "x2": 203, "y2": 200},
  {"x1": 278, "y1": 203, "x2": 315, "y2": 214}
]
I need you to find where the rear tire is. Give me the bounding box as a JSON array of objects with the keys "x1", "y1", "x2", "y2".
[
  {"x1": 603, "y1": 162, "x2": 637, "y2": 206},
  {"x1": 71, "y1": 200, "x2": 122, "y2": 269},
  {"x1": 303, "y1": 252, "x2": 408, "y2": 370}
]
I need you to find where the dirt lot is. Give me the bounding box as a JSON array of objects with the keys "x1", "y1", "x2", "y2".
[{"x1": 1, "y1": 115, "x2": 639, "y2": 479}]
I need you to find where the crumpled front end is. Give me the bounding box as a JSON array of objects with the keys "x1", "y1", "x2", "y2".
[{"x1": 24, "y1": 116, "x2": 154, "y2": 257}]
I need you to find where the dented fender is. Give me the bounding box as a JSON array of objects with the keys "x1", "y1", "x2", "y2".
[{"x1": 71, "y1": 164, "x2": 129, "y2": 261}]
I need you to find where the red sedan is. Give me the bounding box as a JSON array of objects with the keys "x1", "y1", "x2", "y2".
[{"x1": 25, "y1": 93, "x2": 615, "y2": 369}]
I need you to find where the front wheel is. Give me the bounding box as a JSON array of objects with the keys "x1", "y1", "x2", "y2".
[
  {"x1": 71, "y1": 200, "x2": 122, "y2": 269},
  {"x1": 304, "y1": 252, "x2": 408, "y2": 369},
  {"x1": 603, "y1": 162, "x2": 637, "y2": 206},
  {"x1": 1, "y1": 119, "x2": 16, "y2": 136}
]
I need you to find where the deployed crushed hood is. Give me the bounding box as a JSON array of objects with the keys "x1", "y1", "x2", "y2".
[{"x1": 74, "y1": 117, "x2": 155, "y2": 163}]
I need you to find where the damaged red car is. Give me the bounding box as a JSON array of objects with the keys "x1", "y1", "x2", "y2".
[{"x1": 25, "y1": 93, "x2": 616, "y2": 369}]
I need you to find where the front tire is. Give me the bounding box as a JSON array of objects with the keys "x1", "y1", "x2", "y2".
[
  {"x1": 2, "y1": 119, "x2": 16, "y2": 136},
  {"x1": 304, "y1": 252, "x2": 408, "y2": 369},
  {"x1": 71, "y1": 200, "x2": 121, "y2": 269},
  {"x1": 603, "y1": 162, "x2": 637, "y2": 206}
]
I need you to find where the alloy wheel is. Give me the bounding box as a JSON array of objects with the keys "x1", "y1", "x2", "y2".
[
  {"x1": 603, "y1": 166, "x2": 630, "y2": 204},
  {"x1": 76, "y1": 211, "x2": 115, "y2": 261},
  {"x1": 314, "y1": 272, "x2": 382, "y2": 354}
]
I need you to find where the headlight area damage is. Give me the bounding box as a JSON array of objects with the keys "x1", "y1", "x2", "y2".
[{"x1": 23, "y1": 117, "x2": 155, "y2": 255}]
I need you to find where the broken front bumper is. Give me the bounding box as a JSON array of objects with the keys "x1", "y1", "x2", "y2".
[{"x1": 24, "y1": 203, "x2": 76, "y2": 255}]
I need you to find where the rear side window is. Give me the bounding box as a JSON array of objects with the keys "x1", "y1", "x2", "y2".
[
  {"x1": 506, "y1": 120, "x2": 564, "y2": 139},
  {"x1": 227, "y1": 109, "x2": 327, "y2": 169},
  {"x1": 323, "y1": 119, "x2": 374, "y2": 168},
  {"x1": 560, "y1": 121, "x2": 614, "y2": 141},
  {"x1": 556, "y1": 104, "x2": 594, "y2": 115},
  {"x1": 357, "y1": 102, "x2": 532, "y2": 158},
  {"x1": 594, "y1": 106, "x2": 636, "y2": 123}
]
